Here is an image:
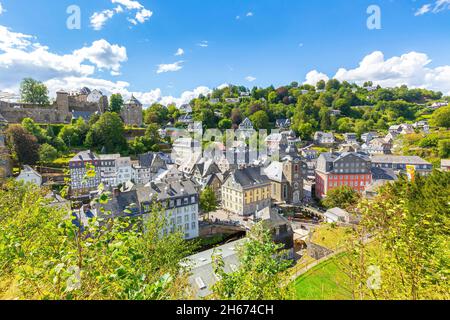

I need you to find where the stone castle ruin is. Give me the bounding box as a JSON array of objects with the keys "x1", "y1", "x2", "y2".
[
  {"x1": 0, "y1": 87, "x2": 143, "y2": 127},
  {"x1": 0, "y1": 87, "x2": 108, "y2": 124}
]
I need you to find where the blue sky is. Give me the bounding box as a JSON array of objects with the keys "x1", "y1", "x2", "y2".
[{"x1": 1, "y1": 0, "x2": 450, "y2": 105}]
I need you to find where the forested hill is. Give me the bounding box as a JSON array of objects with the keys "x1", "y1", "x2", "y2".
[{"x1": 143, "y1": 80, "x2": 448, "y2": 140}]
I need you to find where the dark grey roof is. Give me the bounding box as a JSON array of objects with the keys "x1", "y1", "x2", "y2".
[
  {"x1": 138, "y1": 178, "x2": 198, "y2": 203},
  {"x1": 70, "y1": 150, "x2": 99, "y2": 162},
  {"x1": 98, "y1": 189, "x2": 140, "y2": 218},
  {"x1": 194, "y1": 160, "x2": 221, "y2": 177},
  {"x1": 321, "y1": 152, "x2": 370, "y2": 163},
  {"x1": 231, "y1": 167, "x2": 270, "y2": 188},
  {"x1": 239, "y1": 117, "x2": 253, "y2": 128},
  {"x1": 79, "y1": 87, "x2": 91, "y2": 95},
  {"x1": 138, "y1": 152, "x2": 171, "y2": 168},
  {"x1": 72, "y1": 111, "x2": 96, "y2": 121},
  {"x1": 371, "y1": 155, "x2": 431, "y2": 165},
  {"x1": 370, "y1": 167, "x2": 398, "y2": 181},
  {"x1": 275, "y1": 119, "x2": 291, "y2": 127}
]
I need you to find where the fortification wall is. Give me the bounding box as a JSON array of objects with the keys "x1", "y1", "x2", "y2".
[{"x1": 0, "y1": 104, "x2": 71, "y2": 124}]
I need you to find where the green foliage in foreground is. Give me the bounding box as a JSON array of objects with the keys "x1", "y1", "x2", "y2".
[
  {"x1": 321, "y1": 186, "x2": 360, "y2": 210},
  {"x1": 341, "y1": 171, "x2": 450, "y2": 300},
  {"x1": 211, "y1": 223, "x2": 294, "y2": 300},
  {"x1": 0, "y1": 181, "x2": 196, "y2": 300}
]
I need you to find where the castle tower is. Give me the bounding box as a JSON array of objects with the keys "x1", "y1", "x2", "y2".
[
  {"x1": 0, "y1": 114, "x2": 12, "y2": 180},
  {"x1": 121, "y1": 95, "x2": 143, "y2": 127},
  {"x1": 56, "y1": 90, "x2": 70, "y2": 114}
]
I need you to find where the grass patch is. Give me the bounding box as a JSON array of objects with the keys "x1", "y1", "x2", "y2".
[
  {"x1": 294, "y1": 254, "x2": 352, "y2": 300},
  {"x1": 311, "y1": 224, "x2": 353, "y2": 251}
]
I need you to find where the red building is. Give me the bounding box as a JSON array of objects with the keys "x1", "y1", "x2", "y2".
[{"x1": 315, "y1": 152, "x2": 372, "y2": 199}]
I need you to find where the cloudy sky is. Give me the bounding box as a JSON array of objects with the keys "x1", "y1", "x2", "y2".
[{"x1": 1, "y1": 0, "x2": 450, "y2": 106}]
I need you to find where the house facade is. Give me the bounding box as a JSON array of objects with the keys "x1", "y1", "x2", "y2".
[
  {"x1": 139, "y1": 178, "x2": 200, "y2": 240},
  {"x1": 16, "y1": 165, "x2": 42, "y2": 186},
  {"x1": 222, "y1": 167, "x2": 271, "y2": 216},
  {"x1": 315, "y1": 152, "x2": 372, "y2": 199},
  {"x1": 314, "y1": 131, "x2": 335, "y2": 145}
]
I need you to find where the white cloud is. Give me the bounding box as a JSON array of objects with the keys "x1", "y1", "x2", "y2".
[
  {"x1": 303, "y1": 70, "x2": 329, "y2": 85},
  {"x1": 73, "y1": 39, "x2": 127, "y2": 73},
  {"x1": 0, "y1": 25, "x2": 128, "y2": 91},
  {"x1": 90, "y1": 9, "x2": 115, "y2": 30},
  {"x1": 0, "y1": 24, "x2": 209, "y2": 108},
  {"x1": 43, "y1": 77, "x2": 211, "y2": 107},
  {"x1": 245, "y1": 76, "x2": 256, "y2": 82},
  {"x1": 415, "y1": 4, "x2": 432, "y2": 16},
  {"x1": 0, "y1": 25, "x2": 33, "y2": 51},
  {"x1": 217, "y1": 83, "x2": 230, "y2": 90},
  {"x1": 175, "y1": 48, "x2": 185, "y2": 56},
  {"x1": 156, "y1": 61, "x2": 184, "y2": 74},
  {"x1": 135, "y1": 8, "x2": 153, "y2": 23},
  {"x1": 159, "y1": 86, "x2": 212, "y2": 107},
  {"x1": 127, "y1": 18, "x2": 138, "y2": 25},
  {"x1": 112, "y1": 0, "x2": 143, "y2": 10},
  {"x1": 246, "y1": 12, "x2": 254, "y2": 17},
  {"x1": 197, "y1": 41, "x2": 209, "y2": 48},
  {"x1": 307, "y1": 50, "x2": 450, "y2": 95},
  {"x1": 414, "y1": 0, "x2": 450, "y2": 15},
  {"x1": 0, "y1": 3, "x2": 4, "y2": 15},
  {"x1": 91, "y1": 0, "x2": 152, "y2": 30}
]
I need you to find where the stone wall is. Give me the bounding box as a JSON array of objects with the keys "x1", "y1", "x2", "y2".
[
  {"x1": 0, "y1": 104, "x2": 72, "y2": 124},
  {"x1": 0, "y1": 91, "x2": 107, "y2": 124}
]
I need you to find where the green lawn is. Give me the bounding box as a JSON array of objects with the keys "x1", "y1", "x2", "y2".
[{"x1": 294, "y1": 254, "x2": 353, "y2": 300}]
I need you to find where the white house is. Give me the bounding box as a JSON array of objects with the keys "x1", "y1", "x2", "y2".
[
  {"x1": 16, "y1": 165, "x2": 42, "y2": 186},
  {"x1": 324, "y1": 207, "x2": 350, "y2": 224},
  {"x1": 314, "y1": 131, "x2": 335, "y2": 145}
]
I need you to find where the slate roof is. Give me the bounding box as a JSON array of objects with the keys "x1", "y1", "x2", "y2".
[
  {"x1": 96, "y1": 188, "x2": 140, "y2": 218},
  {"x1": 184, "y1": 239, "x2": 245, "y2": 298},
  {"x1": 194, "y1": 159, "x2": 221, "y2": 177},
  {"x1": 72, "y1": 111, "x2": 96, "y2": 121},
  {"x1": 138, "y1": 152, "x2": 170, "y2": 169},
  {"x1": 239, "y1": 117, "x2": 253, "y2": 129},
  {"x1": 321, "y1": 152, "x2": 370, "y2": 163},
  {"x1": 275, "y1": 119, "x2": 291, "y2": 128},
  {"x1": 370, "y1": 167, "x2": 398, "y2": 181},
  {"x1": 371, "y1": 155, "x2": 431, "y2": 165},
  {"x1": 138, "y1": 178, "x2": 198, "y2": 203},
  {"x1": 230, "y1": 167, "x2": 270, "y2": 188},
  {"x1": 264, "y1": 162, "x2": 286, "y2": 183},
  {"x1": 70, "y1": 150, "x2": 99, "y2": 162}
]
